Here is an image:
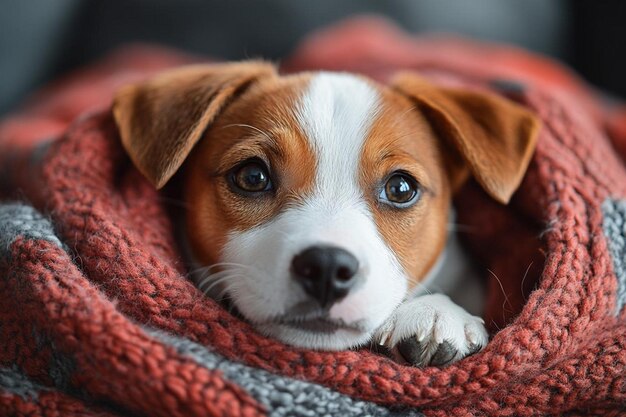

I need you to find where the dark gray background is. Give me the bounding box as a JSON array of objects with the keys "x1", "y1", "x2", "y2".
[{"x1": 1, "y1": 0, "x2": 624, "y2": 115}]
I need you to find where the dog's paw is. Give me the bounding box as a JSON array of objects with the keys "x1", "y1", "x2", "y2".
[{"x1": 376, "y1": 294, "x2": 488, "y2": 367}]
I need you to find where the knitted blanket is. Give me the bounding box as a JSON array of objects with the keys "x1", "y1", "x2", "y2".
[{"x1": 1, "y1": 17, "x2": 625, "y2": 417}]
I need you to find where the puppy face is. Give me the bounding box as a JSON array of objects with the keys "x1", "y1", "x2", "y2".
[
  {"x1": 183, "y1": 73, "x2": 451, "y2": 349},
  {"x1": 113, "y1": 62, "x2": 539, "y2": 350}
]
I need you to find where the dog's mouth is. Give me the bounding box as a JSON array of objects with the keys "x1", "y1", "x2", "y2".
[
  {"x1": 264, "y1": 312, "x2": 368, "y2": 334},
  {"x1": 223, "y1": 294, "x2": 362, "y2": 334},
  {"x1": 276, "y1": 316, "x2": 356, "y2": 333}
]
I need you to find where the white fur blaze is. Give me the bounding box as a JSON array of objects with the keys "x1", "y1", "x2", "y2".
[{"x1": 222, "y1": 73, "x2": 409, "y2": 350}]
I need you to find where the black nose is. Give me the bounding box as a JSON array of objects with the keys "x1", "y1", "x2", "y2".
[{"x1": 291, "y1": 246, "x2": 360, "y2": 308}]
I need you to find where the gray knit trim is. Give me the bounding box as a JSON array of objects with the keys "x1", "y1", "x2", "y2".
[
  {"x1": 0, "y1": 202, "x2": 63, "y2": 259},
  {"x1": 0, "y1": 365, "x2": 47, "y2": 400},
  {"x1": 148, "y1": 329, "x2": 423, "y2": 417},
  {"x1": 602, "y1": 199, "x2": 626, "y2": 314},
  {"x1": 34, "y1": 330, "x2": 83, "y2": 398},
  {"x1": 48, "y1": 345, "x2": 78, "y2": 394}
]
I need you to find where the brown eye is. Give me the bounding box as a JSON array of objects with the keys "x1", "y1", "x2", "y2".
[
  {"x1": 231, "y1": 160, "x2": 272, "y2": 193},
  {"x1": 380, "y1": 172, "x2": 420, "y2": 207}
]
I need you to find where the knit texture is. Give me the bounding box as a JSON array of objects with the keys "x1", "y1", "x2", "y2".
[
  {"x1": 0, "y1": 203, "x2": 63, "y2": 258},
  {"x1": 1, "y1": 17, "x2": 626, "y2": 416},
  {"x1": 150, "y1": 329, "x2": 422, "y2": 417},
  {"x1": 602, "y1": 199, "x2": 626, "y2": 313}
]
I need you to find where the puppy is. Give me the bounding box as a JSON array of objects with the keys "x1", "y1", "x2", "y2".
[{"x1": 113, "y1": 61, "x2": 539, "y2": 366}]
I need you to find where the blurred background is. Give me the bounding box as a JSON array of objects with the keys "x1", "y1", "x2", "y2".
[{"x1": 1, "y1": 0, "x2": 625, "y2": 115}]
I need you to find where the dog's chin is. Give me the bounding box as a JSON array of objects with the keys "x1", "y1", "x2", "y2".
[{"x1": 255, "y1": 321, "x2": 374, "y2": 351}]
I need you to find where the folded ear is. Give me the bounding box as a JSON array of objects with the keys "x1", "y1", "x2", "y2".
[
  {"x1": 391, "y1": 73, "x2": 541, "y2": 204},
  {"x1": 113, "y1": 61, "x2": 277, "y2": 188}
]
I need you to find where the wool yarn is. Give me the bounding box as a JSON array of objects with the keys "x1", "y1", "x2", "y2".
[{"x1": 1, "y1": 17, "x2": 625, "y2": 416}]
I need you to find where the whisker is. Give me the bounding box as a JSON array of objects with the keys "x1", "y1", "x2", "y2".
[
  {"x1": 490, "y1": 320, "x2": 502, "y2": 332},
  {"x1": 222, "y1": 123, "x2": 275, "y2": 143},
  {"x1": 201, "y1": 278, "x2": 230, "y2": 295},
  {"x1": 214, "y1": 282, "x2": 236, "y2": 303},
  {"x1": 390, "y1": 105, "x2": 418, "y2": 130},
  {"x1": 520, "y1": 261, "x2": 534, "y2": 302},
  {"x1": 192, "y1": 262, "x2": 279, "y2": 315},
  {"x1": 197, "y1": 272, "x2": 233, "y2": 292},
  {"x1": 212, "y1": 264, "x2": 255, "y2": 274},
  {"x1": 389, "y1": 129, "x2": 424, "y2": 143},
  {"x1": 187, "y1": 262, "x2": 256, "y2": 277},
  {"x1": 407, "y1": 277, "x2": 432, "y2": 295},
  {"x1": 196, "y1": 267, "x2": 248, "y2": 287},
  {"x1": 203, "y1": 275, "x2": 244, "y2": 296},
  {"x1": 487, "y1": 268, "x2": 513, "y2": 316},
  {"x1": 197, "y1": 262, "x2": 256, "y2": 271}
]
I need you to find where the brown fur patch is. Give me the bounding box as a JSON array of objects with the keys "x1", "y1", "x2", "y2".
[
  {"x1": 113, "y1": 61, "x2": 277, "y2": 188},
  {"x1": 391, "y1": 72, "x2": 540, "y2": 204},
  {"x1": 183, "y1": 74, "x2": 318, "y2": 266},
  {"x1": 360, "y1": 84, "x2": 452, "y2": 289}
]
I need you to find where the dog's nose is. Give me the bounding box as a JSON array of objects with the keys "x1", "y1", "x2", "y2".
[{"x1": 291, "y1": 245, "x2": 359, "y2": 308}]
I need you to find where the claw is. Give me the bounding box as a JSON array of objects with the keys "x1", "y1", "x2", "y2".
[{"x1": 467, "y1": 342, "x2": 482, "y2": 355}]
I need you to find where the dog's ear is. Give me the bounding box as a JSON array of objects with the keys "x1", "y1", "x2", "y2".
[
  {"x1": 392, "y1": 73, "x2": 540, "y2": 204},
  {"x1": 113, "y1": 61, "x2": 277, "y2": 188}
]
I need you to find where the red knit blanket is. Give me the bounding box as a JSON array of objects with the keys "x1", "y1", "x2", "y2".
[{"x1": 1, "y1": 17, "x2": 625, "y2": 417}]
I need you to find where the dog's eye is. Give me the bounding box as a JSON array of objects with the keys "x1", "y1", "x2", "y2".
[
  {"x1": 231, "y1": 159, "x2": 272, "y2": 193},
  {"x1": 379, "y1": 172, "x2": 421, "y2": 207}
]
